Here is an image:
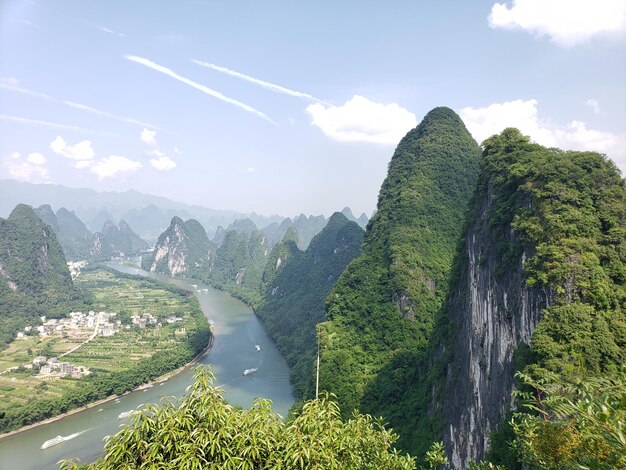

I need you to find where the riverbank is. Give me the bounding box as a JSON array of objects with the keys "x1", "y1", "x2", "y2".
[{"x1": 0, "y1": 333, "x2": 214, "y2": 441}]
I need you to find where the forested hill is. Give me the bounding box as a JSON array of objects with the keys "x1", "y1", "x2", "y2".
[
  {"x1": 90, "y1": 219, "x2": 149, "y2": 260},
  {"x1": 317, "y1": 107, "x2": 481, "y2": 419},
  {"x1": 256, "y1": 212, "x2": 364, "y2": 399},
  {"x1": 0, "y1": 204, "x2": 84, "y2": 346},
  {"x1": 432, "y1": 129, "x2": 626, "y2": 466},
  {"x1": 34, "y1": 205, "x2": 93, "y2": 260},
  {"x1": 142, "y1": 216, "x2": 213, "y2": 277}
]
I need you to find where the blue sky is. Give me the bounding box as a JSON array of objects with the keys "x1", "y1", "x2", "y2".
[{"x1": 1, "y1": 0, "x2": 625, "y2": 217}]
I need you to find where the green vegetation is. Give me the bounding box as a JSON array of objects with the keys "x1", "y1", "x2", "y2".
[
  {"x1": 60, "y1": 367, "x2": 418, "y2": 469},
  {"x1": 467, "y1": 129, "x2": 626, "y2": 464},
  {"x1": 256, "y1": 213, "x2": 364, "y2": 399},
  {"x1": 34, "y1": 205, "x2": 94, "y2": 261},
  {"x1": 480, "y1": 130, "x2": 626, "y2": 381},
  {"x1": 199, "y1": 228, "x2": 269, "y2": 306},
  {"x1": 141, "y1": 216, "x2": 214, "y2": 277},
  {"x1": 0, "y1": 204, "x2": 87, "y2": 348},
  {"x1": 317, "y1": 107, "x2": 481, "y2": 425},
  {"x1": 511, "y1": 371, "x2": 626, "y2": 469},
  {"x1": 90, "y1": 219, "x2": 148, "y2": 261},
  {"x1": 0, "y1": 268, "x2": 210, "y2": 433}
]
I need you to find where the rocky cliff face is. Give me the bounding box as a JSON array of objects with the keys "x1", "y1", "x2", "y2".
[
  {"x1": 142, "y1": 217, "x2": 212, "y2": 277},
  {"x1": 433, "y1": 128, "x2": 626, "y2": 466},
  {"x1": 440, "y1": 188, "x2": 549, "y2": 466},
  {"x1": 90, "y1": 219, "x2": 148, "y2": 260}
]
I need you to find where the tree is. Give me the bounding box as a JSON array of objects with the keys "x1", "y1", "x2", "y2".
[
  {"x1": 511, "y1": 371, "x2": 626, "y2": 469},
  {"x1": 61, "y1": 366, "x2": 415, "y2": 469}
]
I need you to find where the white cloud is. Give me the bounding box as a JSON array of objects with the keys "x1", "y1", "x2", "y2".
[
  {"x1": 141, "y1": 128, "x2": 157, "y2": 145},
  {"x1": 50, "y1": 136, "x2": 95, "y2": 161},
  {"x1": 150, "y1": 154, "x2": 176, "y2": 171},
  {"x1": 585, "y1": 98, "x2": 602, "y2": 115},
  {"x1": 91, "y1": 155, "x2": 142, "y2": 179},
  {"x1": 192, "y1": 60, "x2": 321, "y2": 102},
  {"x1": 26, "y1": 152, "x2": 46, "y2": 165},
  {"x1": 124, "y1": 55, "x2": 277, "y2": 124},
  {"x1": 4, "y1": 153, "x2": 49, "y2": 182},
  {"x1": 460, "y1": 98, "x2": 626, "y2": 173},
  {"x1": 488, "y1": 0, "x2": 626, "y2": 46},
  {"x1": 306, "y1": 95, "x2": 417, "y2": 144}
]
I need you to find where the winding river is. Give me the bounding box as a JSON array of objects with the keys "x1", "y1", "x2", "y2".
[{"x1": 0, "y1": 262, "x2": 294, "y2": 469}]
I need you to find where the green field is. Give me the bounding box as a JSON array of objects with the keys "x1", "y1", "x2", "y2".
[{"x1": 0, "y1": 268, "x2": 210, "y2": 432}]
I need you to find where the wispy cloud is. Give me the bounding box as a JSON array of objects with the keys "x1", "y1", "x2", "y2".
[
  {"x1": 82, "y1": 21, "x2": 125, "y2": 37},
  {"x1": 63, "y1": 101, "x2": 159, "y2": 129},
  {"x1": 192, "y1": 60, "x2": 322, "y2": 102},
  {"x1": 125, "y1": 55, "x2": 276, "y2": 124},
  {"x1": 0, "y1": 78, "x2": 160, "y2": 130},
  {"x1": 0, "y1": 78, "x2": 56, "y2": 101},
  {"x1": 0, "y1": 114, "x2": 118, "y2": 136}
]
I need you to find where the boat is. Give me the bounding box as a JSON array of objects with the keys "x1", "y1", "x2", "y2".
[
  {"x1": 41, "y1": 435, "x2": 64, "y2": 449},
  {"x1": 255, "y1": 344, "x2": 261, "y2": 352},
  {"x1": 41, "y1": 429, "x2": 89, "y2": 449},
  {"x1": 202, "y1": 288, "x2": 208, "y2": 292},
  {"x1": 118, "y1": 410, "x2": 138, "y2": 419},
  {"x1": 191, "y1": 284, "x2": 197, "y2": 288},
  {"x1": 243, "y1": 368, "x2": 258, "y2": 376}
]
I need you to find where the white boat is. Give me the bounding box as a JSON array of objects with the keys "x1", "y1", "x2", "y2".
[
  {"x1": 191, "y1": 284, "x2": 197, "y2": 288},
  {"x1": 41, "y1": 429, "x2": 89, "y2": 449},
  {"x1": 202, "y1": 288, "x2": 208, "y2": 292},
  {"x1": 255, "y1": 344, "x2": 261, "y2": 352},
  {"x1": 243, "y1": 368, "x2": 258, "y2": 376},
  {"x1": 41, "y1": 435, "x2": 64, "y2": 449},
  {"x1": 118, "y1": 410, "x2": 138, "y2": 419}
]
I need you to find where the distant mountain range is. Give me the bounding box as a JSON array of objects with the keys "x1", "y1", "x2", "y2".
[{"x1": 0, "y1": 180, "x2": 368, "y2": 243}]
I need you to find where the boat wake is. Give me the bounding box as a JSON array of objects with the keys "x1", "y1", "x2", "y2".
[{"x1": 41, "y1": 428, "x2": 93, "y2": 450}]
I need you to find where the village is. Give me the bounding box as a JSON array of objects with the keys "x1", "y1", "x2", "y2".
[{"x1": 13, "y1": 310, "x2": 184, "y2": 380}]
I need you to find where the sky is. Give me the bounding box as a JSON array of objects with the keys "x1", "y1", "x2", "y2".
[{"x1": 1, "y1": 0, "x2": 625, "y2": 218}]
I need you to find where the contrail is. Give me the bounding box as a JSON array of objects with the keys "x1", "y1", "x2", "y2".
[
  {"x1": 0, "y1": 80, "x2": 160, "y2": 130},
  {"x1": 0, "y1": 114, "x2": 119, "y2": 136},
  {"x1": 192, "y1": 59, "x2": 322, "y2": 102},
  {"x1": 64, "y1": 101, "x2": 160, "y2": 130},
  {"x1": 125, "y1": 55, "x2": 277, "y2": 124}
]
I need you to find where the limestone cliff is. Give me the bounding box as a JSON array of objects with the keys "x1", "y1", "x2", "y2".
[{"x1": 142, "y1": 217, "x2": 212, "y2": 277}]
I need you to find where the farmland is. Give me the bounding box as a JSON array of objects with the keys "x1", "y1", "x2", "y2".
[{"x1": 0, "y1": 268, "x2": 211, "y2": 433}]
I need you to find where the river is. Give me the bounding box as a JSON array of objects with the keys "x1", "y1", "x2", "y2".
[{"x1": 0, "y1": 261, "x2": 294, "y2": 469}]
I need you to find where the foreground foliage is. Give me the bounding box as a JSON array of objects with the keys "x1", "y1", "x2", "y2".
[
  {"x1": 62, "y1": 367, "x2": 416, "y2": 469},
  {"x1": 512, "y1": 371, "x2": 626, "y2": 469}
]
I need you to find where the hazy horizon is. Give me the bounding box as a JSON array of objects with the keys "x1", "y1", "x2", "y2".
[{"x1": 1, "y1": 1, "x2": 624, "y2": 216}]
